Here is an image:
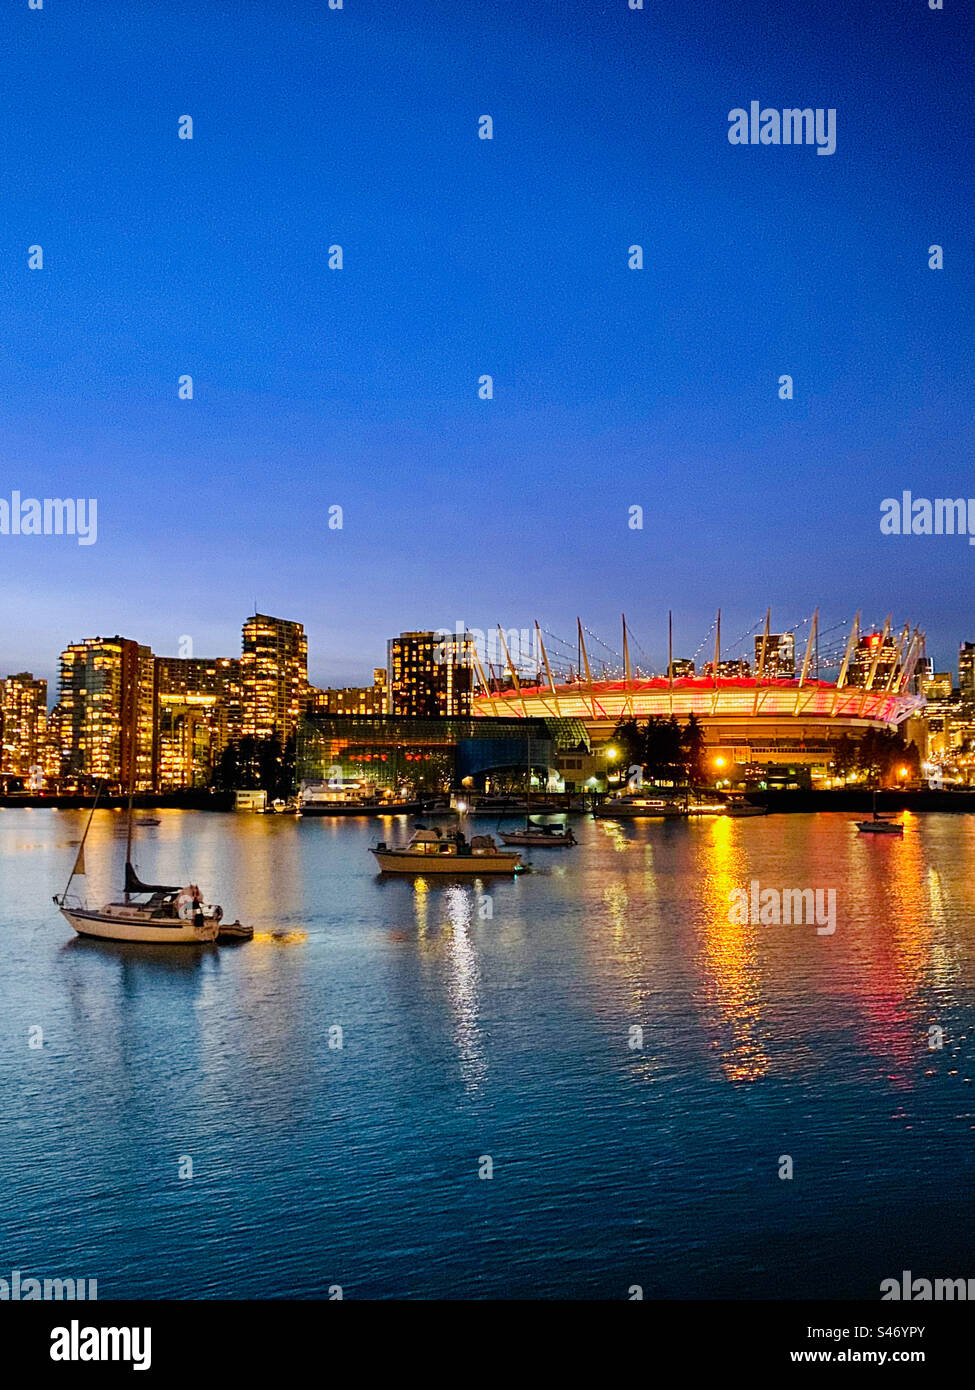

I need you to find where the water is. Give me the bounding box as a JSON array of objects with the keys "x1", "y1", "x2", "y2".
[{"x1": 1, "y1": 807, "x2": 973, "y2": 1299}]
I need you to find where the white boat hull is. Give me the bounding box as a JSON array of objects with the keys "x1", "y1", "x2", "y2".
[
  {"x1": 499, "y1": 833, "x2": 575, "y2": 847},
  {"x1": 371, "y1": 849, "x2": 522, "y2": 874},
  {"x1": 61, "y1": 906, "x2": 220, "y2": 944}
]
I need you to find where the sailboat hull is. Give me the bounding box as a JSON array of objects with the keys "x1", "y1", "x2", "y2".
[{"x1": 61, "y1": 907, "x2": 219, "y2": 944}]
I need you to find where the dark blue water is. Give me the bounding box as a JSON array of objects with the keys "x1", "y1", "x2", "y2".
[{"x1": 1, "y1": 808, "x2": 973, "y2": 1299}]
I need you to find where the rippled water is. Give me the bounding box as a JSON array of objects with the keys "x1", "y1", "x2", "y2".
[{"x1": 1, "y1": 807, "x2": 973, "y2": 1299}]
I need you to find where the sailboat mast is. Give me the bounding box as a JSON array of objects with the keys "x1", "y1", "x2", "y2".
[{"x1": 59, "y1": 780, "x2": 101, "y2": 905}]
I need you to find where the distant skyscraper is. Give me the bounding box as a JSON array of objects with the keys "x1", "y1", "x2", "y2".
[
  {"x1": 848, "y1": 632, "x2": 900, "y2": 689},
  {"x1": 958, "y1": 641, "x2": 975, "y2": 713},
  {"x1": 58, "y1": 637, "x2": 155, "y2": 790},
  {"x1": 387, "y1": 630, "x2": 474, "y2": 717},
  {"x1": 154, "y1": 657, "x2": 243, "y2": 789},
  {"x1": 668, "y1": 658, "x2": 695, "y2": 679},
  {"x1": 0, "y1": 672, "x2": 48, "y2": 781},
  {"x1": 241, "y1": 614, "x2": 308, "y2": 741},
  {"x1": 754, "y1": 632, "x2": 796, "y2": 677}
]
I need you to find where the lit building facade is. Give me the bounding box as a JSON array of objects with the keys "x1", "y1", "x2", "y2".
[
  {"x1": 958, "y1": 641, "x2": 975, "y2": 714},
  {"x1": 387, "y1": 631, "x2": 474, "y2": 717},
  {"x1": 58, "y1": 637, "x2": 155, "y2": 790},
  {"x1": 755, "y1": 632, "x2": 796, "y2": 677},
  {"x1": 154, "y1": 657, "x2": 243, "y2": 789},
  {"x1": 241, "y1": 614, "x2": 308, "y2": 741},
  {"x1": 307, "y1": 681, "x2": 387, "y2": 717},
  {"x1": 0, "y1": 672, "x2": 48, "y2": 782},
  {"x1": 848, "y1": 632, "x2": 901, "y2": 689},
  {"x1": 297, "y1": 713, "x2": 583, "y2": 794}
]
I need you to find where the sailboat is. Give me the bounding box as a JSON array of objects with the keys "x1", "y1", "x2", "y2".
[
  {"x1": 497, "y1": 730, "x2": 577, "y2": 847},
  {"x1": 53, "y1": 785, "x2": 233, "y2": 943},
  {"x1": 856, "y1": 789, "x2": 904, "y2": 836}
]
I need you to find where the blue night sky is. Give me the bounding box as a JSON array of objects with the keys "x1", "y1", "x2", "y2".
[{"x1": 2, "y1": 0, "x2": 972, "y2": 691}]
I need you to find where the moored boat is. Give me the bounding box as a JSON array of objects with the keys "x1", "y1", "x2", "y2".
[
  {"x1": 722, "y1": 795, "x2": 768, "y2": 818},
  {"x1": 372, "y1": 828, "x2": 523, "y2": 874},
  {"x1": 594, "y1": 794, "x2": 687, "y2": 819},
  {"x1": 499, "y1": 822, "x2": 576, "y2": 847},
  {"x1": 54, "y1": 784, "x2": 246, "y2": 944},
  {"x1": 856, "y1": 791, "x2": 904, "y2": 835}
]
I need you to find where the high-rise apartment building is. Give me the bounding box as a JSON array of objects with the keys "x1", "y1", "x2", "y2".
[
  {"x1": 848, "y1": 632, "x2": 900, "y2": 689},
  {"x1": 0, "y1": 672, "x2": 48, "y2": 781},
  {"x1": 241, "y1": 614, "x2": 308, "y2": 741},
  {"x1": 154, "y1": 657, "x2": 243, "y2": 789},
  {"x1": 754, "y1": 632, "x2": 796, "y2": 678},
  {"x1": 958, "y1": 641, "x2": 975, "y2": 713},
  {"x1": 387, "y1": 630, "x2": 474, "y2": 717},
  {"x1": 58, "y1": 637, "x2": 155, "y2": 790}
]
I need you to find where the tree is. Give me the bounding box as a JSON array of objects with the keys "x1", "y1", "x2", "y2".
[{"x1": 681, "y1": 713, "x2": 706, "y2": 785}]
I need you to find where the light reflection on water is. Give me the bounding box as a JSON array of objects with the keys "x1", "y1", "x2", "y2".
[{"x1": 1, "y1": 807, "x2": 974, "y2": 1299}]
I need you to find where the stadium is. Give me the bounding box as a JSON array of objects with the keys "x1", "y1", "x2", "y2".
[{"x1": 469, "y1": 614, "x2": 925, "y2": 783}]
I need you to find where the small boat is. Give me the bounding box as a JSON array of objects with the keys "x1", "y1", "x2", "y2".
[
  {"x1": 594, "y1": 794, "x2": 687, "y2": 819},
  {"x1": 499, "y1": 821, "x2": 576, "y2": 847},
  {"x1": 135, "y1": 817, "x2": 161, "y2": 826},
  {"x1": 53, "y1": 784, "x2": 234, "y2": 944},
  {"x1": 372, "y1": 828, "x2": 523, "y2": 874},
  {"x1": 722, "y1": 795, "x2": 768, "y2": 818},
  {"x1": 217, "y1": 919, "x2": 255, "y2": 941},
  {"x1": 856, "y1": 791, "x2": 904, "y2": 835}
]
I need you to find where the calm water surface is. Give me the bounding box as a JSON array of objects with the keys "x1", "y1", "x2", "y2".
[{"x1": 1, "y1": 808, "x2": 973, "y2": 1299}]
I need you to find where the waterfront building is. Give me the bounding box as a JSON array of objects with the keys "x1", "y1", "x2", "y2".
[
  {"x1": 58, "y1": 637, "x2": 155, "y2": 791},
  {"x1": 0, "y1": 672, "x2": 48, "y2": 783},
  {"x1": 387, "y1": 631, "x2": 475, "y2": 717},
  {"x1": 241, "y1": 614, "x2": 308, "y2": 741},
  {"x1": 297, "y1": 713, "x2": 587, "y2": 794},
  {"x1": 154, "y1": 657, "x2": 243, "y2": 789}
]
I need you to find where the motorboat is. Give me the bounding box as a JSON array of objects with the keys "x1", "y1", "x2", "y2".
[
  {"x1": 593, "y1": 794, "x2": 687, "y2": 819},
  {"x1": 499, "y1": 821, "x2": 576, "y2": 847},
  {"x1": 722, "y1": 795, "x2": 768, "y2": 818},
  {"x1": 297, "y1": 778, "x2": 420, "y2": 817},
  {"x1": 372, "y1": 827, "x2": 523, "y2": 874}
]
